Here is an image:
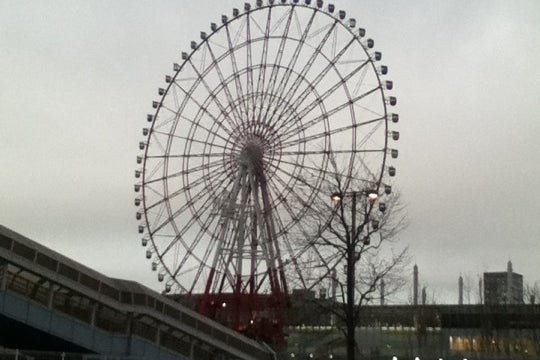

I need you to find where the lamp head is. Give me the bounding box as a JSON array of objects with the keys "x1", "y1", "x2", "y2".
[
  {"x1": 366, "y1": 190, "x2": 379, "y2": 202},
  {"x1": 331, "y1": 192, "x2": 342, "y2": 205}
]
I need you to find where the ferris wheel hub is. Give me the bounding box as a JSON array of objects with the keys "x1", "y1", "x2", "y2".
[{"x1": 239, "y1": 138, "x2": 265, "y2": 171}]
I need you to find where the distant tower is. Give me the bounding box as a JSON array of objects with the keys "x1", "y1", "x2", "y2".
[
  {"x1": 413, "y1": 264, "x2": 419, "y2": 305},
  {"x1": 478, "y1": 278, "x2": 483, "y2": 304},
  {"x1": 506, "y1": 261, "x2": 513, "y2": 304},
  {"x1": 380, "y1": 279, "x2": 385, "y2": 305},
  {"x1": 422, "y1": 286, "x2": 427, "y2": 305},
  {"x1": 331, "y1": 269, "x2": 337, "y2": 300},
  {"x1": 458, "y1": 275, "x2": 464, "y2": 305}
]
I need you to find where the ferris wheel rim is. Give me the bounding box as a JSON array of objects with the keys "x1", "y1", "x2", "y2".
[{"x1": 138, "y1": 1, "x2": 396, "y2": 294}]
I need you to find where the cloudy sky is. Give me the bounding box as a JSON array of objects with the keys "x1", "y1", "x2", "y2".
[{"x1": 1, "y1": 0, "x2": 539, "y2": 304}]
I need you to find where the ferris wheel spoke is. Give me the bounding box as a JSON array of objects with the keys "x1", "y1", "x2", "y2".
[
  {"x1": 277, "y1": 37, "x2": 359, "y2": 131},
  {"x1": 357, "y1": 119, "x2": 385, "y2": 149},
  {"x1": 146, "y1": 152, "x2": 224, "y2": 159},
  {"x1": 268, "y1": 205, "x2": 309, "y2": 289},
  {"x1": 168, "y1": 213, "x2": 221, "y2": 278},
  {"x1": 252, "y1": 7, "x2": 272, "y2": 133},
  {"x1": 281, "y1": 148, "x2": 384, "y2": 156},
  {"x1": 280, "y1": 85, "x2": 380, "y2": 143},
  {"x1": 270, "y1": 158, "x2": 342, "y2": 183},
  {"x1": 281, "y1": 116, "x2": 385, "y2": 149},
  {"x1": 144, "y1": 158, "x2": 224, "y2": 187},
  {"x1": 258, "y1": 6, "x2": 294, "y2": 121},
  {"x1": 267, "y1": 169, "x2": 314, "y2": 208},
  {"x1": 152, "y1": 130, "x2": 228, "y2": 151},
  {"x1": 264, "y1": 9, "x2": 317, "y2": 124},
  {"x1": 168, "y1": 82, "x2": 234, "y2": 139},
  {"x1": 245, "y1": 11, "x2": 256, "y2": 128},
  {"x1": 224, "y1": 23, "x2": 249, "y2": 127},
  {"x1": 265, "y1": 19, "x2": 338, "y2": 128},
  {"x1": 280, "y1": 58, "x2": 371, "y2": 135},
  {"x1": 146, "y1": 165, "x2": 231, "y2": 214},
  {"x1": 151, "y1": 172, "x2": 233, "y2": 238},
  {"x1": 172, "y1": 191, "x2": 225, "y2": 255},
  {"x1": 161, "y1": 109, "x2": 232, "y2": 145},
  {"x1": 204, "y1": 43, "x2": 244, "y2": 128},
  {"x1": 184, "y1": 58, "x2": 240, "y2": 133}
]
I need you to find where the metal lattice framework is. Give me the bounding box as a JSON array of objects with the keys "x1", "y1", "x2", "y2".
[{"x1": 135, "y1": 0, "x2": 398, "y2": 339}]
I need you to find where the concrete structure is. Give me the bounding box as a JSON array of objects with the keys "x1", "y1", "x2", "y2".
[
  {"x1": 484, "y1": 261, "x2": 524, "y2": 305},
  {"x1": 0, "y1": 225, "x2": 275, "y2": 360},
  {"x1": 286, "y1": 290, "x2": 540, "y2": 359}
]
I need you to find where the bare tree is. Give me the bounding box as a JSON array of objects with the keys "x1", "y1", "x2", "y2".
[
  {"x1": 524, "y1": 281, "x2": 540, "y2": 304},
  {"x1": 295, "y1": 159, "x2": 409, "y2": 360}
]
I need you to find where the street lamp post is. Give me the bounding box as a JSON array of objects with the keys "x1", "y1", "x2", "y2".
[{"x1": 331, "y1": 190, "x2": 378, "y2": 360}]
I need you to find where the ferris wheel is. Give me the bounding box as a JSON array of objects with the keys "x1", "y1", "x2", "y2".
[{"x1": 135, "y1": 0, "x2": 398, "y2": 336}]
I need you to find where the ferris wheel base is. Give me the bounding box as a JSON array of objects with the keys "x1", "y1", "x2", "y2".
[{"x1": 176, "y1": 292, "x2": 289, "y2": 346}]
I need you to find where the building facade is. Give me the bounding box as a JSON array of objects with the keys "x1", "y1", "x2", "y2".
[{"x1": 484, "y1": 261, "x2": 524, "y2": 305}]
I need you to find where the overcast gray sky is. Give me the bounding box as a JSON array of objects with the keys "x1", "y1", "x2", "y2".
[{"x1": 1, "y1": 0, "x2": 539, "y2": 304}]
